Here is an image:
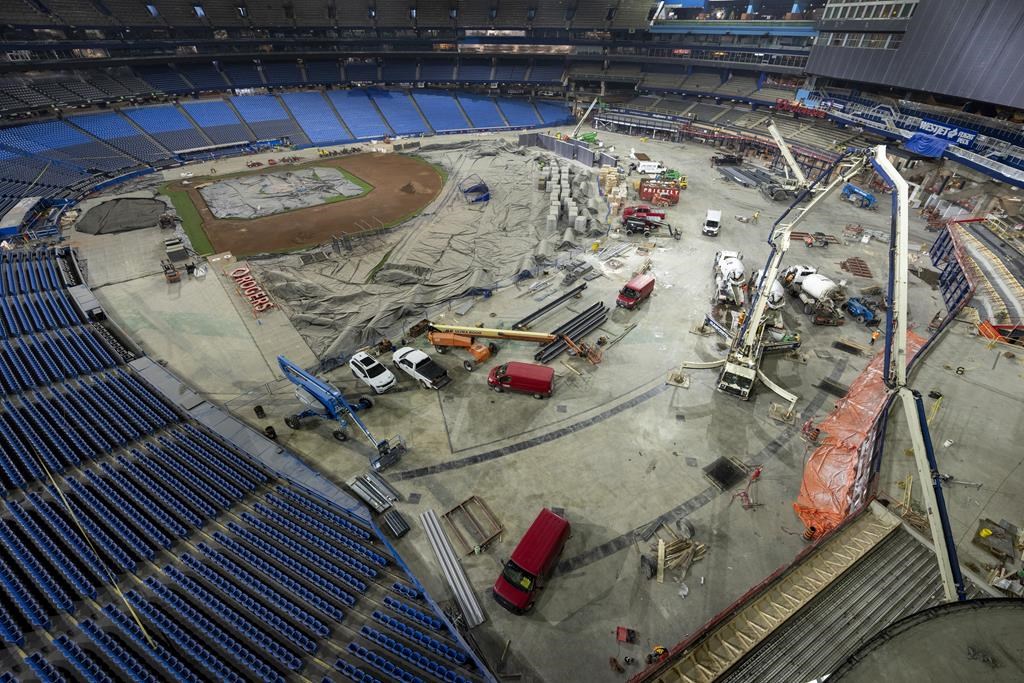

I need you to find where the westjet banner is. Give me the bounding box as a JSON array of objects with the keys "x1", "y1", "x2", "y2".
[{"x1": 917, "y1": 118, "x2": 978, "y2": 149}]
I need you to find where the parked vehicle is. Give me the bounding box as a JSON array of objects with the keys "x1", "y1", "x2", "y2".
[
  {"x1": 622, "y1": 205, "x2": 666, "y2": 221},
  {"x1": 713, "y1": 251, "x2": 745, "y2": 306},
  {"x1": 702, "y1": 209, "x2": 723, "y2": 237},
  {"x1": 616, "y1": 272, "x2": 656, "y2": 309},
  {"x1": 348, "y1": 351, "x2": 397, "y2": 394},
  {"x1": 841, "y1": 183, "x2": 877, "y2": 209},
  {"x1": 638, "y1": 178, "x2": 680, "y2": 206},
  {"x1": 841, "y1": 297, "x2": 879, "y2": 325},
  {"x1": 487, "y1": 361, "x2": 554, "y2": 399},
  {"x1": 782, "y1": 265, "x2": 845, "y2": 325},
  {"x1": 391, "y1": 347, "x2": 451, "y2": 389},
  {"x1": 492, "y1": 508, "x2": 571, "y2": 614},
  {"x1": 629, "y1": 160, "x2": 667, "y2": 176},
  {"x1": 623, "y1": 215, "x2": 669, "y2": 238},
  {"x1": 711, "y1": 153, "x2": 743, "y2": 166}
]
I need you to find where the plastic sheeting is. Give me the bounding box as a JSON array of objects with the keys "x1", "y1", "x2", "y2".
[
  {"x1": 76, "y1": 198, "x2": 167, "y2": 234},
  {"x1": 252, "y1": 141, "x2": 606, "y2": 360},
  {"x1": 904, "y1": 133, "x2": 950, "y2": 158},
  {"x1": 199, "y1": 167, "x2": 364, "y2": 219},
  {"x1": 794, "y1": 332, "x2": 926, "y2": 536}
]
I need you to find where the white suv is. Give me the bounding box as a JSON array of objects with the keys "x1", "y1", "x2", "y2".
[{"x1": 349, "y1": 352, "x2": 397, "y2": 394}]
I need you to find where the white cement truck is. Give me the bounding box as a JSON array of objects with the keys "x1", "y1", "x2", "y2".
[
  {"x1": 782, "y1": 265, "x2": 845, "y2": 325},
  {"x1": 714, "y1": 251, "x2": 746, "y2": 306}
]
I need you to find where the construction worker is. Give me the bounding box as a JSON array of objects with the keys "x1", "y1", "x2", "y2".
[
  {"x1": 870, "y1": 328, "x2": 881, "y2": 345},
  {"x1": 751, "y1": 210, "x2": 760, "y2": 224}
]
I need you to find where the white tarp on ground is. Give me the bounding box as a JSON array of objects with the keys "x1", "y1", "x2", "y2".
[
  {"x1": 199, "y1": 167, "x2": 364, "y2": 219},
  {"x1": 251, "y1": 140, "x2": 607, "y2": 360}
]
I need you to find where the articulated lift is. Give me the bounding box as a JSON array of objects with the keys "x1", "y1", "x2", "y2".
[
  {"x1": 277, "y1": 355, "x2": 406, "y2": 471},
  {"x1": 427, "y1": 323, "x2": 603, "y2": 367}
]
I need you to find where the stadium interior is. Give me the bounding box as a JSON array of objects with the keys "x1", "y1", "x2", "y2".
[{"x1": 0, "y1": 0, "x2": 1023, "y2": 682}]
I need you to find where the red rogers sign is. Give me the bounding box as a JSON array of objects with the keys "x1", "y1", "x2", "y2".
[{"x1": 227, "y1": 266, "x2": 274, "y2": 314}]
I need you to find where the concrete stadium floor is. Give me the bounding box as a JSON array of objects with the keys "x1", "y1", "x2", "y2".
[{"x1": 76, "y1": 128, "x2": 1024, "y2": 682}]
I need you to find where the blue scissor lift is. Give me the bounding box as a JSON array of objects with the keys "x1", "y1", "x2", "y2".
[{"x1": 278, "y1": 355, "x2": 405, "y2": 471}]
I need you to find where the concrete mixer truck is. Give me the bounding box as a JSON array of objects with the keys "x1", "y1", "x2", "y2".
[
  {"x1": 713, "y1": 251, "x2": 746, "y2": 307},
  {"x1": 782, "y1": 265, "x2": 845, "y2": 325}
]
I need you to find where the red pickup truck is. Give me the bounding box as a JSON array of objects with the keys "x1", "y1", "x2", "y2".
[{"x1": 622, "y1": 205, "x2": 666, "y2": 220}]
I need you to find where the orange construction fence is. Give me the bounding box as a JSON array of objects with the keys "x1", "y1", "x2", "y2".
[{"x1": 794, "y1": 332, "x2": 925, "y2": 536}]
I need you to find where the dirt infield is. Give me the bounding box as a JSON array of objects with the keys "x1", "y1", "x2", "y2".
[{"x1": 165, "y1": 153, "x2": 443, "y2": 255}]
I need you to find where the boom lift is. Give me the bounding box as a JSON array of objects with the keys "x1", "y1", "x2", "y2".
[
  {"x1": 277, "y1": 355, "x2": 406, "y2": 471},
  {"x1": 872, "y1": 149, "x2": 966, "y2": 602},
  {"x1": 427, "y1": 324, "x2": 603, "y2": 366},
  {"x1": 761, "y1": 120, "x2": 811, "y2": 201}
]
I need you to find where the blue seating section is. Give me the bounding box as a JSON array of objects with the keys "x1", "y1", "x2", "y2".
[
  {"x1": 497, "y1": 98, "x2": 543, "y2": 126},
  {"x1": 181, "y1": 100, "x2": 251, "y2": 145},
  {"x1": 535, "y1": 100, "x2": 574, "y2": 124},
  {"x1": 458, "y1": 60, "x2": 493, "y2": 82},
  {"x1": 327, "y1": 90, "x2": 392, "y2": 139},
  {"x1": 457, "y1": 94, "x2": 507, "y2": 129},
  {"x1": 124, "y1": 106, "x2": 209, "y2": 152},
  {"x1": 493, "y1": 61, "x2": 529, "y2": 82},
  {"x1": 281, "y1": 92, "x2": 352, "y2": 144},
  {"x1": 531, "y1": 61, "x2": 566, "y2": 82},
  {"x1": 66, "y1": 112, "x2": 169, "y2": 163},
  {"x1": 345, "y1": 62, "x2": 379, "y2": 82},
  {"x1": 229, "y1": 95, "x2": 311, "y2": 145},
  {"x1": 223, "y1": 63, "x2": 264, "y2": 89},
  {"x1": 0, "y1": 246, "x2": 481, "y2": 681},
  {"x1": 0, "y1": 121, "x2": 134, "y2": 174},
  {"x1": 411, "y1": 90, "x2": 470, "y2": 132},
  {"x1": 305, "y1": 60, "x2": 341, "y2": 84},
  {"x1": 262, "y1": 61, "x2": 305, "y2": 87},
  {"x1": 382, "y1": 61, "x2": 418, "y2": 82},
  {"x1": 136, "y1": 65, "x2": 190, "y2": 93},
  {"x1": 178, "y1": 63, "x2": 228, "y2": 91},
  {"x1": 367, "y1": 89, "x2": 429, "y2": 135},
  {"x1": 420, "y1": 61, "x2": 455, "y2": 82}
]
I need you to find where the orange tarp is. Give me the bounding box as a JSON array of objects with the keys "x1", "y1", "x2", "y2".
[{"x1": 794, "y1": 332, "x2": 925, "y2": 535}]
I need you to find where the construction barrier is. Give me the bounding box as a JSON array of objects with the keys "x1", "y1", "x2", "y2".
[{"x1": 793, "y1": 332, "x2": 925, "y2": 537}]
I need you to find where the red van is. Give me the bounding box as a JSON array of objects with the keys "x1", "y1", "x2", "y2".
[
  {"x1": 492, "y1": 508, "x2": 570, "y2": 614},
  {"x1": 486, "y1": 361, "x2": 554, "y2": 399},
  {"x1": 616, "y1": 272, "x2": 655, "y2": 309}
]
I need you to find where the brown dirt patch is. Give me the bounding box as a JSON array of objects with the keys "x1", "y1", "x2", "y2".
[{"x1": 166, "y1": 153, "x2": 442, "y2": 255}]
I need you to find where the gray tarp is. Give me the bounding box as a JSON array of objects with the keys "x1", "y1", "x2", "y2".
[
  {"x1": 76, "y1": 198, "x2": 167, "y2": 234},
  {"x1": 199, "y1": 167, "x2": 364, "y2": 219}
]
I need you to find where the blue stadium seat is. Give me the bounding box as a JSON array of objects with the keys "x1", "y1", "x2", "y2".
[
  {"x1": 456, "y1": 94, "x2": 507, "y2": 129},
  {"x1": 124, "y1": 106, "x2": 209, "y2": 152},
  {"x1": 0, "y1": 515, "x2": 74, "y2": 613},
  {"x1": 98, "y1": 461, "x2": 188, "y2": 538},
  {"x1": 223, "y1": 63, "x2": 265, "y2": 88},
  {"x1": 263, "y1": 493, "x2": 388, "y2": 566},
  {"x1": 252, "y1": 502, "x2": 379, "y2": 577},
  {"x1": 136, "y1": 65, "x2": 191, "y2": 93},
  {"x1": 496, "y1": 98, "x2": 542, "y2": 126},
  {"x1": 130, "y1": 450, "x2": 218, "y2": 520},
  {"x1": 535, "y1": 100, "x2": 573, "y2": 124},
  {"x1": 52, "y1": 633, "x2": 114, "y2": 683},
  {"x1": 262, "y1": 62, "x2": 304, "y2": 87},
  {"x1": 530, "y1": 61, "x2": 565, "y2": 82},
  {"x1": 281, "y1": 92, "x2": 352, "y2": 144},
  {"x1": 27, "y1": 491, "x2": 111, "y2": 581},
  {"x1": 78, "y1": 618, "x2": 163, "y2": 683},
  {"x1": 181, "y1": 100, "x2": 252, "y2": 145},
  {"x1": 167, "y1": 429, "x2": 258, "y2": 491},
  {"x1": 100, "y1": 604, "x2": 201, "y2": 683},
  {"x1": 458, "y1": 60, "x2": 492, "y2": 82},
  {"x1": 66, "y1": 111, "x2": 172, "y2": 165},
  {"x1": 230, "y1": 96, "x2": 310, "y2": 144},
  {"x1": 116, "y1": 453, "x2": 205, "y2": 529},
  {"x1": 0, "y1": 548, "x2": 50, "y2": 628},
  {"x1": 305, "y1": 60, "x2": 341, "y2": 84},
  {"x1": 23, "y1": 652, "x2": 67, "y2": 683},
  {"x1": 420, "y1": 61, "x2": 455, "y2": 82},
  {"x1": 410, "y1": 90, "x2": 470, "y2": 132},
  {"x1": 493, "y1": 61, "x2": 528, "y2": 82},
  {"x1": 0, "y1": 120, "x2": 134, "y2": 173},
  {"x1": 177, "y1": 63, "x2": 229, "y2": 91},
  {"x1": 366, "y1": 89, "x2": 429, "y2": 135},
  {"x1": 274, "y1": 485, "x2": 374, "y2": 540},
  {"x1": 326, "y1": 90, "x2": 391, "y2": 139}
]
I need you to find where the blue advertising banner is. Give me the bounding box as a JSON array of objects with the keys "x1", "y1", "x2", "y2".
[{"x1": 917, "y1": 118, "x2": 978, "y2": 149}]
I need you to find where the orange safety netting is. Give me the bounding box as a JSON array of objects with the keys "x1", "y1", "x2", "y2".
[{"x1": 794, "y1": 332, "x2": 925, "y2": 536}]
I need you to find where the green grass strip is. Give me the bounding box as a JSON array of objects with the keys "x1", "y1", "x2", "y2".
[{"x1": 162, "y1": 185, "x2": 214, "y2": 255}]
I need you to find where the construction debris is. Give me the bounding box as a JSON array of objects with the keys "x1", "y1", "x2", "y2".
[{"x1": 840, "y1": 257, "x2": 874, "y2": 278}]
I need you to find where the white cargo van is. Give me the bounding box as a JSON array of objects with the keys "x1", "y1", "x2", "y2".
[
  {"x1": 702, "y1": 209, "x2": 722, "y2": 236},
  {"x1": 630, "y1": 160, "x2": 667, "y2": 176}
]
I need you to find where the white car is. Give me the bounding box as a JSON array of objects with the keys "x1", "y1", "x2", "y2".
[
  {"x1": 349, "y1": 352, "x2": 397, "y2": 394},
  {"x1": 391, "y1": 347, "x2": 451, "y2": 389}
]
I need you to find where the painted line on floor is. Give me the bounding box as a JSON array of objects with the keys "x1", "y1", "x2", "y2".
[
  {"x1": 390, "y1": 382, "x2": 671, "y2": 481},
  {"x1": 556, "y1": 359, "x2": 848, "y2": 575}
]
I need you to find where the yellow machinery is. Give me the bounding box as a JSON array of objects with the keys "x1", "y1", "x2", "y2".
[{"x1": 426, "y1": 323, "x2": 601, "y2": 370}]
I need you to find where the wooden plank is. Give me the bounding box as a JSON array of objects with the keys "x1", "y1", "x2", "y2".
[{"x1": 657, "y1": 539, "x2": 666, "y2": 584}]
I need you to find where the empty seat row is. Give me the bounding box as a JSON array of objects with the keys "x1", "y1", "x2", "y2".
[
  {"x1": 346, "y1": 640, "x2": 424, "y2": 683},
  {"x1": 100, "y1": 603, "x2": 199, "y2": 682},
  {"x1": 371, "y1": 610, "x2": 467, "y2": 666},
  {"x1": 367, "y1": 89, "x2": 429, "y2": 136},
  {"x1": 52, "y1": 633, "x2": 114, "y2": 683},
  {"x1": 263, "y1": 493, "x2": 388, "y2": 567},
  {"x1": 78, "y1": 617, "x2": 162, "y2": 683},
  {"x1": 274, "y1": 485, "x2": 374, "y2": 541}
]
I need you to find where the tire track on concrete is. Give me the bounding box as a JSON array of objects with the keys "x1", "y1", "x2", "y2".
[
  {"x1": 390, "y1": 382, "x2": 671, "y2": 480},
  {"x1": 556, "y1": 359, "x2": 848, "y2": 574}
]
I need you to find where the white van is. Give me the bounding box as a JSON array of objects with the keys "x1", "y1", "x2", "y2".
[
  {"x1": 630, "y1": 160, "x2": 667, "y2": 176},
  {"x1": 702, "y1": 209, "x2": 722, "y2": 236}
]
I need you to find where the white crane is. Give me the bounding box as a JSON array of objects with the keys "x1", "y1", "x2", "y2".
[{"x1": 767, "y1": 119, "x2": 808, "y2": 187}]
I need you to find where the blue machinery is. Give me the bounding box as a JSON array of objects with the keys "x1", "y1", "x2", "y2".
[
  {"x1": 277, "y1": 355, "x2": 406, "y2": 471},
  {"x1": 458, "y1": 175, "x2": 490, "y2": 203}
]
